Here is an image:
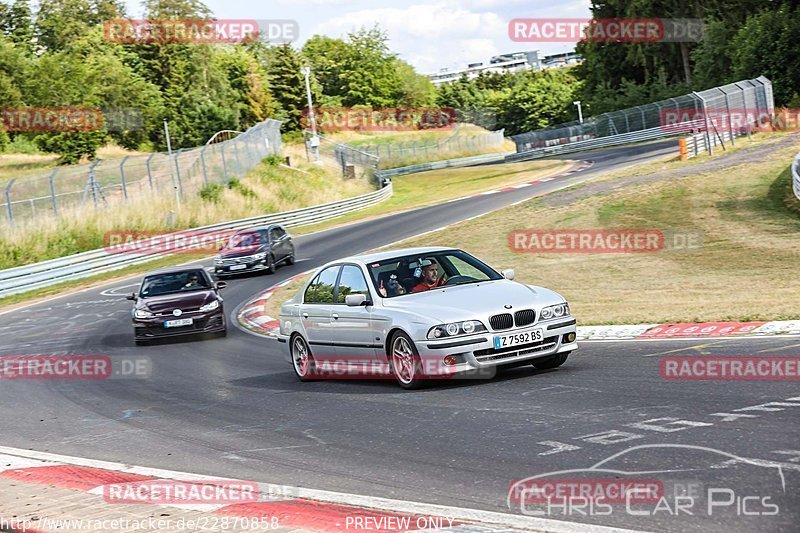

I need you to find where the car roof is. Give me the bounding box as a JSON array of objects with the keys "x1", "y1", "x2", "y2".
[
  {"x1": 235, "y1": 224, "x2": 278, "y2": 234},
  {"x1": 324, "y1": 247, "x2": 456, "y2": 267}
]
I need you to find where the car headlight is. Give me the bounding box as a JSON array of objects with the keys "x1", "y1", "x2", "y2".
[
  {"x1": 251, "y1": 252, "x2": 267, "y2": 260},
  {"x1": 214, "y1": 258, "x2": 223, "y2": 265},
  {"x1": 540, "y1": 302, "x2": 570, "y2": 320},
  {"x1": 134, "y1": 309, "x2": 154, "y2": 319},
  {"x1": 199, "y1": 300, "x2": 220, "y2": 312},
  {"x1": 427, "y1": 320, "x2": 487, "y2": 339}
]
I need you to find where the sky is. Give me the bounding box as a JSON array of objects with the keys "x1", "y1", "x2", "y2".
[{"x1": 122, "y1": 0, "x2": 592, "y2": 73}]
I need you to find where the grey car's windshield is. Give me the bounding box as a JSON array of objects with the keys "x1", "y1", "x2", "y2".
[
  {"x1": 140, "y1": 270, "x2": 211, "y2": 297},
  {"x1": 367, "y1": 250, "x2": 502, "y2": 298}
]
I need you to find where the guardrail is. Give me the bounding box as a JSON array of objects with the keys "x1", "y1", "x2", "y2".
[
  {"x1": 793, "y1": 151, "x2": 800, "y2": 200},
  {"x1": 505, "y1": 125, "x2": 681, "y2": 163},
  {"x1": 0, "y1": 183, "x2": 393, "y2": 298},
  {"x1": 374, "y1": 151, "x2": 513, "y2": 179}
]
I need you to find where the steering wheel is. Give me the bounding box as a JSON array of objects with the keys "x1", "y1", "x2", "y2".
[{"x1": 443, "y1": 275, "x2": 477, "y2": 286}]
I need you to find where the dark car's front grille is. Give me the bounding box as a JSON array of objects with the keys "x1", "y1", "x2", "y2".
[
  {"x1": 514, "y1": 309, "x2": 536, "y2": 327},
  {"x1": 489, "y1": 313, "x2": 513, "y2": 331},
  {"x1": 474, "y1": 336, "x2": 558, "y2": 362}
]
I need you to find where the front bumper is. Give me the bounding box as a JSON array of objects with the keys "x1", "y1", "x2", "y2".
[
  {"x1": 133, "y1": 309, "x2": 226, "y2": 340},
  {"x1": 419, "y1": 318, "x2": 577, "y2": 375},
  {"x1": 214, "y1": 258, "x2": 267, "y2": 276}
]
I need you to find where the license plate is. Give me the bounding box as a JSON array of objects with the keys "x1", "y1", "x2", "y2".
[
  {"x1": 494, "y1": 328, "x2": 543, "y2": 350},
  {"x1": 229, "y1": 264, "x2": 247, "y2": 271},
  {"x1": 164, "y1": 318, "x2": 193, "y2": 328}
]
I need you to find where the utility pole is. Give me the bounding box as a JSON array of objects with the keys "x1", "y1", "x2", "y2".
[{"x1": 301, "y1": 66, "x2": 320, "y2": 162}]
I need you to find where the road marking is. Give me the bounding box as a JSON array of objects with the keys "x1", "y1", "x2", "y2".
[{"x1": 0, "y1": 446, "x2": 645, "y2": 533}]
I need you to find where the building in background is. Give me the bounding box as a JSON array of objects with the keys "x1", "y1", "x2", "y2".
[{"x1": 428, "y1": 50, "x2": 581, "y2": 86}]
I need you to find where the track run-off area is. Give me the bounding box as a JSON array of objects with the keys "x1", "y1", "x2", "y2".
[{"x1": 0, "y1": 140, "x2": 797, "y2": 533}]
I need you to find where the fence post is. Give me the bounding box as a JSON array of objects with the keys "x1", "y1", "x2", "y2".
[
  {"x1": 692, "y1": 91, "x2": 713, "y2": 157},
  {"x1": 220, "y1": 144, "x2": 231, "y2": 184},
  {"x1": 119, "y1": 156, "x2": 129, "y2": 200},
  {"x1": 200, "y1": 146, "x2": 209, "y2": 185},
  {"x1": 88, "y1": 160, "x2": 101, "y2": 208},
  {"x1": 48, "y1": 169, "x2": 59, "y2": 216},
  {"x1": 723, "y1": 91, "x2": 735, "y2": 146},
  {"x1": 173, "y1": 149, "x2": 184, "y2": 196},
  {"x1": 146, "y1": 153, "x2": 155, "y2": 189},
  {"x1": 5, "y1": 178, "x2": 15, "y2": 227}
]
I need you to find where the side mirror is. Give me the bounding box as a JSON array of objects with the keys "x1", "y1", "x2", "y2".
[
  {"x1": 345, "y1": 294, "x2": 368, "y2": 307},
  {"x1": 216, "y1": 281, "x2": 227, "y2": 290},
  {"x1": 126, "y1": 292, "x2": 136, "y2": 301},
  {"x1": 501, "y1": 269, "x2": 515, "y2": 281}
]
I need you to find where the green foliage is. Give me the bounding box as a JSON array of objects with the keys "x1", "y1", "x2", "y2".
[
  {"x1": 264, "y1": 44, "x2": 309, "y2": 131},
  {"x1": 227, "y1": 177, "x2": 257, "y2": 198},
  {"x1": 263, "y1": 153, "x2": 283, "y2": 166},
  {"x1": 35, "y1": 130, "x2": 108, "y2": 164},
  {"x1": 199, "y1": 182, "x2": 224, "y2": 203}
]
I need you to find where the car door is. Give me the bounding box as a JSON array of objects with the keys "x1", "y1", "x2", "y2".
[
  {"x1": 300, "y1": 265, "x2": 340, "y2": 361},
  {"x1": 331, "y1": 264, "x2": 380, "y2": 365}
]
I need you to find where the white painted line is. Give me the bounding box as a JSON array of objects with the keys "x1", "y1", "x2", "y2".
[
  {"x1": 0, "y1": 446, "x2": 648, "y2": 533},
  {"x1": 0, "y1": 453, "x2": 61, "y2": 472}
]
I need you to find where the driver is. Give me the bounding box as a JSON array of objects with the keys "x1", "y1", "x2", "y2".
[
  {"x1": 411, "y1": 259, "x2": 445, "y2": 293},
  {"x1": 183, "y1": 272, "x2": 202, "y2": 289}
]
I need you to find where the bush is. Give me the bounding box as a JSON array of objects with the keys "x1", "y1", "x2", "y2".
[
  {"x1": 228, "y1": 178, "x2": 257, "y2": 199},
  {"x1": 199, "y1": 183, "x2": 225, "y2": 203},
  {"x1": 263, "y1": 153, "x2": 284, "y2": 166}
]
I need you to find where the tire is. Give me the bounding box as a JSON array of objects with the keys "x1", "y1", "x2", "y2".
[
  {"x1": 264, "y1": 254, "x2": 275, "y2": 274},
  {"x1": 388, "y1": 331, "x2": 426, "y2": 389},
  {"x1": 291, "y1": 335, "x2": 316, "y2": 382},
  {"x1": 532, "y1": 352, "x2": 570, "y2": 370},
  {"x1": 285, "y1": 248, "x2": 295, "y2": 265},
  {"x1": 215, "y1": 328, "x2": 227, "y2": 338}
]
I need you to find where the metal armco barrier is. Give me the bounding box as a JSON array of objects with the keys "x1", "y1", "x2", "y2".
[
  {"x1": 0, "y1": 183, "x2": 393, "y2": 298},
  {"x1": 793, "y1": 151, "x2": 800, "y2": 200},
  {"x1": 374, "y1": 151, "x2": 513, "y2": 180}
]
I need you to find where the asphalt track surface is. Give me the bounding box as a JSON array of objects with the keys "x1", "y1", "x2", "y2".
[{"x1": 1, "y1": 140, "x2": 798, "y2": 532}]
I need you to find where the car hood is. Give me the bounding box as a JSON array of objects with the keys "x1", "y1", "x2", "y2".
[
  {"x1": 139, "y1": 290, "x2": 216, "y2": 312},
  {"x1": 381, "y1": 280, "x2": 564, "y2": 322},
  {"x1": 218, "y1": 244, "x2": 265, "y2": 259}
]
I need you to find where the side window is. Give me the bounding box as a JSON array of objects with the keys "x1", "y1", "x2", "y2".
[
  {"x1": 268, "y1": 229, "x2": 278, "y2": 242},
  {"x1": 336, "y1": 265, "x2": 370, "y2": 303},
  {"x1": 274, "y1": 227, "x2": 286, "y2": 238},
  {"x1": 315, "y1": 266, "x2": 339, "y2": 304},
  {"x1": 304, "y1": 274, "x2": 320, "y2": 303}
]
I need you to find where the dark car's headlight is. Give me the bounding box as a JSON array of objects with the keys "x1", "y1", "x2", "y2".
[
  {"x1": 251, "y1": 252, "x2": 267, "y2": 260},
  {"x1": 199, "y1": 300, "x2": 220, "y2": 312},
  {"x1": 427, "y1": 320, "x2": 487, "y2": 339},
  {"x1": 540, "y1": 303, "x2": 570, "y2": 320},
  {"x1": 134, "y1": 309, "x2": 154, "y2": 319}
]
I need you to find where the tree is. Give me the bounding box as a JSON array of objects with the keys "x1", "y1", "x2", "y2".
[
  {"x1": 394, "y1": 60, "x2": 436, "y2": 107},
  {"x1": 5, "y1": 0, "x2": 33, "y2": 51},
  {"x1": 265, "y1": 44, "x2": 310, "y2": 131},
  {"x1": 34, "y1": 0, "x2": 125, "y2": 52}
]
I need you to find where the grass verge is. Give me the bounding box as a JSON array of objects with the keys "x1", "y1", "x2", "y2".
[{"x1": 294, "y1": 159, "x2": 571, "y2": 235}]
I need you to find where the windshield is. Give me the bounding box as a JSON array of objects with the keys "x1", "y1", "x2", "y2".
[
  {"x1": 139, "y1": 270, "x2": 212, "y2": 297},
  {"x1": 227, "y1": 232, "x2": 264, "y2": 248},
  {"x1": 366, "y1": 249, "x2": 502, "y2": 298}
]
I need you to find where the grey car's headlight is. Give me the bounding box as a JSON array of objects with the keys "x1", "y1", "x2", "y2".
[
  {"x1": 134, "y1": 309, "x2": 154, "y2": 319},
  {"x1": 199, "y1": 300, "x2": 220, "y2": 312},
  {"x1": 252, "y1": 252, "x2": 267, "y2": 260},
  {"x1": 540, "y1": 303, "x2": 570, "y2": 320},
  {"x1": 428, "y1": 320, "x2": 487, "y2": 339}
]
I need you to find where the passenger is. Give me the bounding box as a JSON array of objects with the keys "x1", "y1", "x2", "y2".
[
  {"x1": 379, "y1": 274, "x2": 406, "y2": 297},
  {"x1": 411, "y1": 259, "x2": 445, "y2": 293}
]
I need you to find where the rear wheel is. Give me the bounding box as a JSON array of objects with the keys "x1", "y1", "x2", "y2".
[
  {"x1": 291, "y1": 335, "x2": 316, "y2": 381},
  {"x1": 285, "y1": 246, "x2": 295, "y2": 265},
  {"x1": 532, "y1": 352, "x2": 570, "y2": 370},
  {"x1": 389, "y1": 332, "x2": 425, "y2": 389}
]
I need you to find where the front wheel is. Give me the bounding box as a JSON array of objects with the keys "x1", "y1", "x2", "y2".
[
  {"x1": 291, "y1": 335, "x2": 316, "y2": 381},
  {"x1": 389, "y1": 332, "x2": 425, "y2": 389},
  {"x1": 264, "y1": 254, "x2": 275, "y2": 274},
  {"x1": 532, "y1": 352, "x2": 570, "y2": 370}
]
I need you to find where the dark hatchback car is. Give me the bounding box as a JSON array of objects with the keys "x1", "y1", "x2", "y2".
[
  {"x1": 128, "y1": 268, "x2": 227, "y2": 345},
  {"x1": 214, "y1": 224, "x2": 295, "y2": 278}
]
